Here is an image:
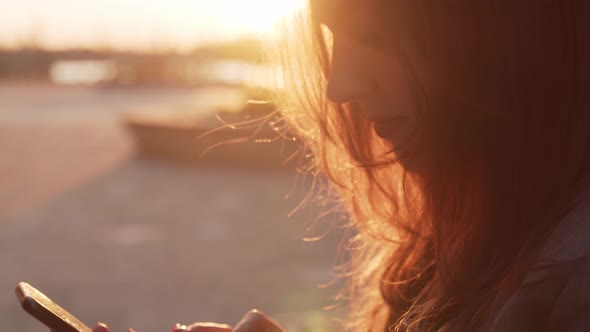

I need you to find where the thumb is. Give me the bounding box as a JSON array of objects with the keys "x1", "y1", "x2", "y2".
[
  {"x1": 93, "y1": 322, "x2": 110, "y2": 332},
  {"x1": 233, "y1": 310, "x2": 284, "y2": 332}
]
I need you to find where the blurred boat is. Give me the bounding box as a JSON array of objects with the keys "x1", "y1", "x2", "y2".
[{"x1": 124, "y1": 97, "x2": 300, "y2": 169}]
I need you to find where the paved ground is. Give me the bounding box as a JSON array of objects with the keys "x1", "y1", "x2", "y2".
[{"x1": 0, "y1": 83, "x2": 346, "y2": 331}]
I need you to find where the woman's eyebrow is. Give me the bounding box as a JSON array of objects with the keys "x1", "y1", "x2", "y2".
[{"x1": 310, "y1": 0, "x2": 336, "y2": 24}]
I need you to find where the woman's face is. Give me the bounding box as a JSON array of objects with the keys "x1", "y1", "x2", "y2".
[{"x1": 314, "y1": 0, "x2": 432, "y2": 149}]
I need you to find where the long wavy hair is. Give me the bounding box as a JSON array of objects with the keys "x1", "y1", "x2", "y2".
[{"x1": 275, "y1": 1, "x2": 590, "y2": 331}]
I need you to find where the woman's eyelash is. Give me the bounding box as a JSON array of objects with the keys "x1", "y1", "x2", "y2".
[
  {"x1": 343, "y1": 25, "x2": 388, "y2": 49},
  {"x1": 355, "y1": 28, "x2": 385, "y2": 47}
]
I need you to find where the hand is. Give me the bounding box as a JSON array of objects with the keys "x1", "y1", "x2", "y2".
[
  {"x1": 181, "y1": 310, "x2": 284, "y2": 332},
  {"x1": 51, "y1": 322, "x2": 135, "y2": 332},
  {"x1": 92, "y1": 322, "x2": 125, "y2": 332},
  {"x1": 86, "y1": 309, "x2": 284, "y2": 332}
]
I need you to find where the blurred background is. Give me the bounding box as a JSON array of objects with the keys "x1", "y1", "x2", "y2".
[{"x1": 0, "y1": 1, "x2": 347, "y2": 331}]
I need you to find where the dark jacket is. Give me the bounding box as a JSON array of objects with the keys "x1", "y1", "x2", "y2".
[{"x1": 491, "y1": 180, "x2": 590, "y2": 331}]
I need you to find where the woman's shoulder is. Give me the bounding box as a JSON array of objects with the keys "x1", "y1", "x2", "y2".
[
  {"x1": 491, "y1": 255, "x2": 590, "y2": 332},
  {"x1": 491, "y1": 181, "x2": 590, "y2": 332},
  {"x1": 544, "y1": 256, "x2": 590, "y2": 330}
]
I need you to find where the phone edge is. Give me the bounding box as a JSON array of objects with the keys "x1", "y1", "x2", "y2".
[{"x1": 16, "y1": 282, "x2": 93, "y2": 332}]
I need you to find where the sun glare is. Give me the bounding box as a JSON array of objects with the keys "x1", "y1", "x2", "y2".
[
  {"x1": 0, "y1": 0, "x2": 308, "y2": 51},
  {"x1": 214, "y1": 0, "x2": 305, "y2": 34}
]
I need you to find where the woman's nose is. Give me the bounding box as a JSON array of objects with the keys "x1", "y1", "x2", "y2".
[{"x1": 326, "y1": 41, "x2": 376, "y2": 104}]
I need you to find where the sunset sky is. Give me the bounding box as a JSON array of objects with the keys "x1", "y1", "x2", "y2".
[{"x1": 0, "y1": 0, "x2": 302, "y2": 51}]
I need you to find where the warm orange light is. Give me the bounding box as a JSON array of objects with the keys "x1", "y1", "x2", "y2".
[
  {"x1": 212, "y1": 0, "x2": 305, "y2": 34},
  {"x1": 0, "y1": 0, "x2": 307, "y2": 51}
]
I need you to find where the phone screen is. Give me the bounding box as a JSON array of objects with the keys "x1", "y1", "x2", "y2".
[{"x1": 16, "y1": 282, "x2": 93, "y2": 332}]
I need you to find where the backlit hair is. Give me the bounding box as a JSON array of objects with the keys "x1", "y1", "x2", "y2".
[{"x1": 277, "y1": 1, "x2": 590, "y2": 331}]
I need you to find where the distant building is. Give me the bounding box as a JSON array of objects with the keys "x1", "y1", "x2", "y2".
[{"x1": 0, "y1": 39, "x2": 270, "y2": 87}]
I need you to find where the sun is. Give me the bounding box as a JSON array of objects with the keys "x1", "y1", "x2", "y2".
[{"x1": 214, "y1": 0, "x2": 305, "y2": 34}]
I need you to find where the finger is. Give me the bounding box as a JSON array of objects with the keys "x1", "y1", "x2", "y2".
[
  {"x1": 234, "y1": 310, "x2": 284, "y2": 332},
  {"x1": 93, "y1": 322, "x2": 110, "y2": 332},
  {"x1": 173, "y1": 323, "x2": 189, "y2": 332},
  {"x1": 186, "y1": 322, "x2": 232, "y2": 332}
]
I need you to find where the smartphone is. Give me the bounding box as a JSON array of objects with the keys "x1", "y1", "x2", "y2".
[{"x1": 16, "y1": 281, "x2": 93, "y2": 332}]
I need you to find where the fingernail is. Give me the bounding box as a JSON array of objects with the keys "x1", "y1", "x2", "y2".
[
  {"x1": 172, "y1": 323, "x2": 188, "y2": 332},
  {"x1": 235, "y1": 310, "x2": 266, "y2": 331},
  {"x1": 94, "y1": 322, "x2": 109, "y2": 332},
  {"x1": 243, "y1": 309, "x2": 263, "y2": 319}
]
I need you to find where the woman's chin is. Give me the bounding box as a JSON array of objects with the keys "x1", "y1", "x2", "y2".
[
  {"x1": 392, "y1": 148, "x2": 428, "y2": 174},
  {"x1": 373, "y1": 125, "x2": 426, "y2": 173},
  {"x1": 373, "y1": 118, "x2": 412, "y2": 145}
]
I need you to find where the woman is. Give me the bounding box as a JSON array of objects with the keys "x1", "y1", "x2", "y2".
[{"x1": 98, "y1": 0, "x2": 590, "y2": 331}]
